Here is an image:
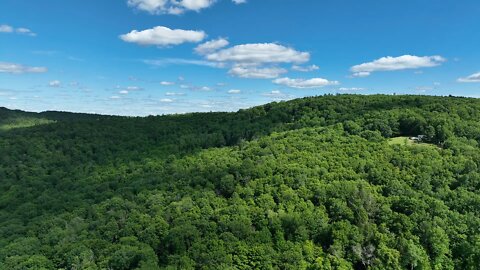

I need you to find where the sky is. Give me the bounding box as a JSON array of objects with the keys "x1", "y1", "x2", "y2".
[{"x1": 1, "y1": 0, "x2": 480, "y2": 116}]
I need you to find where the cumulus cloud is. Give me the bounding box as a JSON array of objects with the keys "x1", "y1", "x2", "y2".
[
  {"x1": 350, "y1": 55, "x2": 446, "y2": 77},
  {"x1": 201, "y1": 43, "x2": 310, "y2": 79},
  {"x1": 292, "y1": 64, "x2": 319, "y2": 72},
  {"x1": 180, "y1": 0, "x2": 216, "y2": 11},
  {"x1": 206, "y1": 43, "x2": 310, "y2": 64},
  {"x1": 0, "y1": 25, "x2": 36, "y2": 36},
  {"x1": 273, "y1": 77, "x2": 339, "y2": 89},
  {"x1": 127, "y1": 0, "x2": 244, "y2": 15},
  {"x1": 160, "y1": 98, "x2": 174, "y2": 103},
  {"x1": 119, "y1": 90, "x2": 129, "y2": 94},
  {"x1": 120, "y1": 26, "x2": 205, "y2": 46},
  {"x1": 229, "y1": 66, "x2": 287, "y2": 79},
  {"x1": 49, "y1": 80, "x2": 61, "y2": 87},
  {"x1": 0, "y1": 62, "x2": 47, "y2": 74},
  {"x1": 228, "y1": 89, "x2": 241, "y2": 94},
  {"x1": 195, "y1": 38, "x2": 229, "y2": 55},
  {"x1": 457, "y1": 72, "x2": 480, "y2": 83}
]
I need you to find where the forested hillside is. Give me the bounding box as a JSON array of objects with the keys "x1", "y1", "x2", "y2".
[{"x1": 1, "y1": 95, "x2": 480, "y2": 269}]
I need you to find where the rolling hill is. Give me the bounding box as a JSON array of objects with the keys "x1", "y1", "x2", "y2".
[{"x1": 1, "y1": 95, "x2": 480, "y2": 269}]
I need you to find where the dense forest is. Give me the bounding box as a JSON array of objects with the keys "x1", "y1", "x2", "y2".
[{"x1": 1, "y1": 95, "x2": 480, "y2": 269}]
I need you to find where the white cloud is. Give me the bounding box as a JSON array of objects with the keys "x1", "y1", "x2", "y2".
[
  {"x1": 16, "y1": 28, "x2": 36, "y2": 36},
  {"x1": 127, "y1": 0, "x2": 177, "y2": 14},
  {"x1": 195, "y1": 38, "x2": 229, "y2": 55},
  {"x1": 202, "y1": 43, "x2": 310, "y2": 79},
  {"x1": 144, "y1": 58, "x2": 221, "y2": 68},
  {"x1": 160, "y1": 81, "x2": 175, "y2": 86},
  {"x1": 0, "y1": 25, "x2": 36, "y2": 36},
  {"x1": 338, "y1": 87, "x2": 364, "y2": 91},
  {"x1": 228, "y1": 89, "x2": 241, "y2": 94},
  {"x1": 262, "y1": 90, "x2": 294, "y2": 100},
  {"x1": 165, "y1": 92, "x2": 185, "y2": 96},
  {"x1": 273, "y1": 77, "x2": 339, "y2": 89},
  {"x1": 229, "y1": 66, "x2": 287, "y2": 79},
  {"x1": 127, "y1": 0, "x2": 244, "y2": 15},
  {"x1": 350, "y1": 55, "x2": 446, "y2": 77},
  {"x1": 160, "y1": 98, "x2": 174, "y2": 103},
  {"x1": 178, "y1": 84, "x2": 213, "y2": 91},
  {"x1": 292, "y1": 64, "x2": 319, "y2": 72},
  {"x1": 49, "y1": 80, "x2": 61, "y2": 87},
  {"x1": 119, "y1": 90, "x2": 129, "y2": 94},
  {"x1": 120, "y1": 26, "x2": 205, "y2": 46},
  {"x1": 0, "y1": 62, "x2": 47, "y2": 74},
  {"x1": 110, "y1": 95, "x2": 121, "y2": 99},
  {"x1": 458, "y1": 72, "x2": 480, "y2": 83},
  {"x1": 415, "y1": 86, "x2": 433, "y2": 92},
  {"x1": 180, "y1": 0, "x2": 216, "y2": 11},
  {"x1": 351, "y1": 72, "x2": 370, "y2": 78},
  {"x1": 126, "y1": 86, "x2": 143, "y2": 91},
  {"x1": 0, "y1": 24, "x2": 13, "y2": 33},
  {"x1": 206, "y1": 43, "x2": 310, "y2": 65}
]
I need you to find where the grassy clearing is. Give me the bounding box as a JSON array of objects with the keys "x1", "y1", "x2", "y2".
[
  {"x1": 388, "y1": 136, "x2": 438, "y2": 149},
  {"x1": 388, "y1": 136, "x2": 413, "y2": 146},
  {"x1": 0, "y1": 117, "x2": 55, "y2": 132}
]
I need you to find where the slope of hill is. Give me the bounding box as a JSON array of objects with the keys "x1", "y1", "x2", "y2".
[{"x1": 1, "y1": 95, "x2": 479, "y2": 269}]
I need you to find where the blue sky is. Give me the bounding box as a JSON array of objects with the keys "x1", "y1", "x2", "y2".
[{"x1": 1, "y1": 0, "x2": 480, "y2": 116}]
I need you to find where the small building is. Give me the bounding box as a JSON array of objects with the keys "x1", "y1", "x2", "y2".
[{"x1": 410, "y1": 135, "x2": 426, "y2": 142}]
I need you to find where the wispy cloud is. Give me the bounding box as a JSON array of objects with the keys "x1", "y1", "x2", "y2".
[
  {"x1": 165, "y1": 92, "x2": 185, "y2": 96},
  {"x1": 262, "y1": 90, "x2": 295, "y2": 100},
  {"x1": 229, "y1": 66, "x2": 287, "y2": 79},
  {"x1": 458, "y1": 72, "x2": 480, "y2": 83},
  {"x1": 228, "y1": 89, "x2": 241, "y2": 94},
  {"x1": 338, "y1": 87, "x2": 364, "y2": 91},
  {"x1": 48, "y1": 80, "x2": 62, "y2": 88},
  {"x1": 144, "y1": 58, "x2": 222, "y2": 68},
  {"x1": 0, "y1": 62, "x2": 47, "y2": 74},
  {"x1": 0, "y1": 24, "x2": 36, "y2": 36},
  {"x1": 292, "y1": 64, "x2": 319, "y2": 72},
  {"x1": 160, "y1": 81, "x2": 175, "y2": 86}
]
